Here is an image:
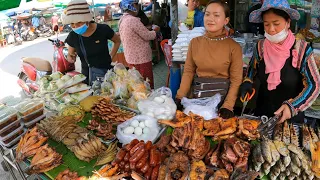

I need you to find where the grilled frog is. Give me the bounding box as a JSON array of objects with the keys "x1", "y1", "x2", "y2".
[
  {"x1": 309, "y1": 126, "x2": 319, "y2": 143},
  {"x1": 302, "y1": 124, "x2": 312, "y2": 151},
  {"x1": 290, "y1": 123, "x2": 299, "y2": 147},
  {"x1": 273, "y1": 123, "x2": 283, "y2": 141}
]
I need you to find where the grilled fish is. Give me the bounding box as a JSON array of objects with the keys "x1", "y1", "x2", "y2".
[
  {"x1": 278, "y1": 172, "x2": 286, "y2": 180},
  {"x1": 263, "y1": 162, "x2": 271, "y2": 175},
  {"x1": 302, "y1": 124, "x2": 312, "y2": 151},
  {"x1": 282, "y1": 155, "x2": 291, "y2": 167},
  {"x1": 277, "y1": 160, "x2": 286, "y2": 172},
  {"x1": 290, "y1": 123, "x2": 299, "y2": 147},
  {"x1": 273, "y1": 140, "x2": 289, "y2": 156},
  {"x1": 261, "y1": 138, "x2": 272, "y2": 164},
  {"x1": 309, "y1": 126, "x2": 319, "y2": 143},
  {"x1": 271, "y1": 163, "x2": 281, "y2": 176},
  {"x1": 273, "y1": 124, "x2": 283, "y2": 141},
  {"x1": 252, "y1": 143, "x2": 265, "y2": 164},
  {"x1": 269, "y1": 171, "x2": 278, "y2": 180},
  {"x1": 283, "y1": 121, "x2": 291, "y2": 145},
  {"x1": 290, "y1": 152, "x2": 301, "y2": 167},
  {"x1": 288, "y1": 173, "x2": 296, "y2": 180},
  {"x1": 290, "y1": 163, "x2": 301, "y2": 176},
  {"x1": 288, "y1": 144, "x2": 305, "y2": 160},
  {"x1": 269, "y1": 139, "x2": 280, "y2": 163}
]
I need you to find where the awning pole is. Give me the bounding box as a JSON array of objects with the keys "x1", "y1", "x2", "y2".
[{"x1": 92, "y1": 0, "x2": 96, "y2": 21}]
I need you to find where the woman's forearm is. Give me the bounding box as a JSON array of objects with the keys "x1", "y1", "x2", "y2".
[{"x1": 110, "y1": 42, "x2": 120, "y2": 60}]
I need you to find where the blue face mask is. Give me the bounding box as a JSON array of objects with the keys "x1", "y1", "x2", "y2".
[{"x1": 72, "y1": 23, "x2": 88, "y2": 35}]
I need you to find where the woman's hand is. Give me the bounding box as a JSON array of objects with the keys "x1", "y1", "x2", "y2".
[
  {"x1": 219, "y1": 108, "x2": 234, "y2": 119},
  {"x1": 275, "y1": 104, "x2": 292, "y2": 124},
  {"x1": 67, "y1": 52, "x2": 77, "y2": 63}
]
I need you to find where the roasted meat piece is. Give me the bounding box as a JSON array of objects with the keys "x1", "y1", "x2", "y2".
[
  {"x1": 214, "y1": 117, "x2": 237, "y2": 137},
  {"x1": 236, "y1": 119, "x2": 260, "y2": 140},
  {"x1": 167, "y1": 152, "x2": 190, "y2": 180},
  {"x1": 209, "y1": 169, "x2": 229, "y2": 180},
  {"x1": 202, "y1": 118, "x2": 221, "y2": 136},
  {"x1": 189, "y1": 112, "x2": 204, "y2": 131},
  {"x1": 190, "y1": 160, "x2": 206, "y2": 180},
  {"x1": 156, "y1": 134, "x2": 171, "y2": 150}
]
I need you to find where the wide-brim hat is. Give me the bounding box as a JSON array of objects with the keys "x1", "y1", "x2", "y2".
[
  {"x1": 62, "y1": 0, "x2": 93, "y2": 25},
  {"x1": 249, "y1": 0, "x2": 300, "y2": 23}
]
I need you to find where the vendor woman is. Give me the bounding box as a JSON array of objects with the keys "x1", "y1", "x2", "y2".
[
  {"x1": 185, "y1": 0, "x2": 204, "y2": 28},
  {"x1": 240, "y1": 0, "x2": 320, "y2": 124},
  {"x1": 176, "y1": 0, "x2": 243, "y2": 119}
]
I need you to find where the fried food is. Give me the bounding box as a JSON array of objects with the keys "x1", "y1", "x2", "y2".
[
  {"x1": 26, "y1": 144, "x2": 62, "y2": 174},
  {"x1": 310, "y1": 141, "x2": 320, "y2": 177},
  {"x1": 55, "y1": 169, "x2": 79, "y2": 180},
  {"x1": 290, "y1": 123, "x2": 299, "y2": 147},
  {"x1": 167, "y1": 152, "x2": 189, "y2": 180},
  {"x1": 190, "y1": 160, "x2": 206, "y2": 180},
  {"x1": 202, "y1": 118, "x2": 221, "y2": 136},
  {"x1": 302, "y1": 124, "x2": 312, "y2": 151},
  {"x1": 282, "y1": 121, "x2": 290, "y2": 145},
  {"x1": 189, "y1": 112, "x2": 204, "y2": 131},
  {"x1": 236, "y1": 119, "x2": 260, "y2": 140},
  {"x1": 209, "y1": 169, "x2": 229, "y2": 180},
  {"x1": 16, "y1": 127, "x2": 48, "y2": 162},
  {"x1": 215, "y1": 117, "x2": 237, "y2": 137}
]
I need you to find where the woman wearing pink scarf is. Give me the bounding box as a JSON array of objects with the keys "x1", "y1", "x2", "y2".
[{"x1": 240, "y1": 0, "x2": 320, "y2": 124}]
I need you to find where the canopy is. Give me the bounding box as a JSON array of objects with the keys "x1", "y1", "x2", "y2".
[{"x1": 0, "y1": 0, "x2": 21, "y2": 11}]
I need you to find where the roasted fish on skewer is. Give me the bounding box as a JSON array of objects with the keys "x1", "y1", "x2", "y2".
[
  {"x1": 273, "y1": 124, "x2": 283, "y2": 141},
  {"x1": 302, "y1": 124, "x2": 312, "y2": 151},
  {"x1": 283, "y1": 121, "x2": 291, "y2": 145},
  {"x1": 290, "y1": 124, "x2": 299, "y2": 147},
  {"x1": 309, "y1": 126, "x2": 319, "y2": 143}
]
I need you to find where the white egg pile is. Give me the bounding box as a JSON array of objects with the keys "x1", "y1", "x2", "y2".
[{"x1": 123, "y1": 119, "x2": 153, "y2": 139}]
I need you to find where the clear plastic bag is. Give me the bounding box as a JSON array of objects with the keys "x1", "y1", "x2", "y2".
[
  {"x1": 113, "y1": 62, "x2": 128, "y2": 77},
  {"x1": 116, "y1": 115, "x2": 160, "y2": 145},
  {"x1": 112, "y1": 77, "x2": 129, "y2": 99},
  {"x1": 104, "y1": 70, "x2": 116, "y2": 83},
  {"x1": 181, "y1": 94, "x2": 221, "y2": 120},
  {"x1": 101, "y1": 81, "x2": 114, "y2": 94},
  {"x1": 137, "y1": 87, "x2": 176, "y2": 120},
  {"x1": 127, "y1": 96, "x2": 138, "y2": 110}
]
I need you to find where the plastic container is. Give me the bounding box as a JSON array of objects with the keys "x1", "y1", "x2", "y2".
[
  {"x1": 21, "y1": 107, "x2": 44, "y2": 123},
  {"x1": 0, "y1": 120, "x2": 22, "y2": 138},
  {"x1": 15, "y1": 99, "x2": 44, "y2": 117},
  {"x1": 0, "y1": 129, "x2": 26, "y2": 149},
  {"x1": 0, "y1": 125, "x2": 24, "y2": 142},
  {"x1": 25, "y1": 114, "x2": 46, "y2": 128},
  {"x1": 0, "y1": 107, "x2": 18, "y2": 130}
]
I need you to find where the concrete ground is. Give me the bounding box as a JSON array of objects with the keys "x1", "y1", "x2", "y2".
[{"x1": 0, "y1": 34, "x2": 168, "y2": 179}]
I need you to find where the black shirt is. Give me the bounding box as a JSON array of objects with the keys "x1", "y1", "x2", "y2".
[
  {"x1": 137, "y1": 9, "x2": 150, "y2": 26},
  {"x1": 65, "y1": 23, "x2": 115, "y2": 74},
  {"x1": 245, "y1": 4, "x2": 264, "y2": 35}
]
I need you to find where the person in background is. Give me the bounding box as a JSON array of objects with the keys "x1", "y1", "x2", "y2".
[
  {"x1": 176, "y1": 0, "x2": 243, "y2": 119},
  {"x1": 119, "y1": 0, "x2": 159, "y2": 89},
  {"x1": 39, "y1": 15, "x2": 46, "y2": 26},
  {"x1": 143, "y1": 0, "x2": 160, "y2": 11},
  {"x1": 63, "y1": 0, "x2": 121, "y2": 85},
  {"x1": 32, "y1": 16, "x2": 40, "y2": 29},
  {"x1": 104, "y1": 4, "x2": 112, "y2": 22},
  {"x1": 51, "y1": 13, "x2": 59, "y2": 32},
  {"x1": 185, "y1": 0, "x2": 204, "y2": 28},
  {"x1": 245, "y1": 0, "x2": 264, "y2": 35},
  {"x1": 133, "y1": 1, "x2": 151, "y2": 27},
  {"x1": 240, "y1": 0, "x2": 320, "y2": 124}
]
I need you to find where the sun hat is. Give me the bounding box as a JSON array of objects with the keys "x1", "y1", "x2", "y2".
[
  {"x1": 249, "y1": 0, "x2": 300, "y2": 23},
  {"x1": 62, "y1": 0, "x2": 93, "y2": 25},
  {"x1": 120, "y1": 0, "x2": 138, "y2": 12}
]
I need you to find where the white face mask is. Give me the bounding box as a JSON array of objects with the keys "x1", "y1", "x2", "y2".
[{"x1": 264, "y1": 24, "x2": 288, "y2": 43}]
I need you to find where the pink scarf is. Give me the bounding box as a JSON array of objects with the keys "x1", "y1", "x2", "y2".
[{"x1": 264, "y1": 30, "x2": 298, "y2": 90}]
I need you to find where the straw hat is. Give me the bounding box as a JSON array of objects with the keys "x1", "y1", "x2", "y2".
[{"x1": 62, "y1": 0, "x2": 93, "y2": 24}]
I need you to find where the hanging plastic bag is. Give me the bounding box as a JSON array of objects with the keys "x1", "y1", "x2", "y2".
[
  {"x1": 137, "y1": 87, "x2": 176, "y2": 120},
  {"x1": 116, "y1": 115, "x2": 160, "y2": 145},
  {"x1": 181, "y1": 94, "x2": 221, "y2": 120}
]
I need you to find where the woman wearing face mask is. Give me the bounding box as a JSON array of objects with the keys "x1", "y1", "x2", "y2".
[
  {"x1": 63, "y1": 0, "x2": 121, "y2": 85},
  {"x1": 240, "y1": 0, "x2": 320, "y2": 124},
  {"x1": 176, "y1": 0, "x2": 243, "y2": 119}
]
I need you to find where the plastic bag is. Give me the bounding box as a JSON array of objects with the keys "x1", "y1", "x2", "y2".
[
  {"x1": 101, "y1": 81, "x2": 114, "y2": 94},
  {"x1": 112, "y1": 77, "x2": 129, "y2": 99},
  {"x1": 116, "y1": 115, "x2": 160, "y2": 145},
  {"x1": 137, "y1": 87, "x2": 176, "y2": 120},
  {"x1": 113, "y1": 62, "x2": 128, "y2": 77},
  {"x1": 127, "y1": 96, "x2": 138, "y2": 110},
  {"x1": 181, "y1": 94, "x2": 221, "y2": 120},
  {"x1": 104, "y1": 70, "x2": 116, "y2": 83}
]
